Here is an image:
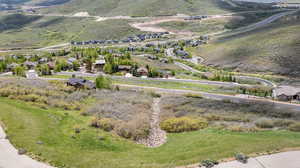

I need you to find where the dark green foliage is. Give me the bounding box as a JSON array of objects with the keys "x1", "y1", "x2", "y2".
[
  {"x1": 95, "y1": 75, "x2": 112, "y2": 89},
  {"x1": 200, "y1": 159, "x2": 219, "y2": 168},
  {"x1": 13, "y1": 66, "x2": 25, "y2": 77}
]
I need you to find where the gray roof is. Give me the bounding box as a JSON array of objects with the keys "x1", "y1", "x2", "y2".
[{"x1": 275, "y1": 85, "x2": 300, "y2": 96}]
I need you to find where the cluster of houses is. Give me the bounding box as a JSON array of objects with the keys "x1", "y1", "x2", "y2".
[
  {"x1": 184, "y1": 15, "x2": 209, "y2": 21},
  {"x1": 71, "y1": 32, "x2": 170, "y2": 46},
  {"x1": 273, "y1": 2, "x2": 300, "y2": 9}
]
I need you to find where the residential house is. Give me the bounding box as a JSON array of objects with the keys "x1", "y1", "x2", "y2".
[
  {"x1": 137, "y1": 67, "x2": 149, "y2": 76},
  {"x1": 26, "y1": 70, "x2": 39, "y2": 79},
  {"x1": 273, "y1": 86, "x2": 300, "y2": 101},
  {"x1": 67, "y1": 78, "x2": 96, "y2": 90},
  {"x1": 118, "y1": 65, "x2": 132, "y2": 73},
  {"x1": 23, "y1": 61, "x2": 37, "y2": 69},
  {"x1": 93, "y1": 59, "x2": 106, "y2": 72}
]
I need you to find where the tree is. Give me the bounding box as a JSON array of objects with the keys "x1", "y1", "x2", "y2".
[
  {"x1": 40, "y1": 64, "x2": 51, "y2": 76},
  {"x1": 13, "y1": 66, "x2": 25, "y2": 77},
  {"x1": 72, "y1": 61, "x2": 80, "y2": 71},
  {"x1": 95, "y1": 75, "x2": 112, "y2": 89}
]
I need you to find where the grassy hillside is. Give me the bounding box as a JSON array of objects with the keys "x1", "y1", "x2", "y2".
[
  {"x1": 0, "y1": 13, "x2": 143, "y2": 49},
  {"x1": 38, "y1": 0, "x2": 235, "y2": 16},
  {"x1": 1, "y1": 96, "x2": 300, "y2": 168},
  {"x1": 194, "y1": 11, "x2": 300, "y2": 77}
]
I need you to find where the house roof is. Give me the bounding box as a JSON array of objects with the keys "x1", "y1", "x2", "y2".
[
  {"x1": 95, "y1": 59, "x2": 106, "y2": 65},
  {"x1": 275, "y1": 85, "x2": 300, "y2": 96}
]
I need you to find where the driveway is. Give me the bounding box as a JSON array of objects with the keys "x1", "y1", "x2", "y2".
[
  {"x1": 0, "y1": 127, "x2": 54, "y2": 168},
  {"x1": 212, "y1": 151, "x2": 300, "y2": 168}
]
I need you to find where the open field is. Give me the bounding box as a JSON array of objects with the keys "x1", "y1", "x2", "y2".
[{"x1": 194, "y1": 11, "x2": 300, "y2": 77}]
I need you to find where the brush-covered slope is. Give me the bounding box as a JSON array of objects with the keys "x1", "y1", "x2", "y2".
[{"x1": 195, "y1": 11, "x2": 300, "y2": 77}]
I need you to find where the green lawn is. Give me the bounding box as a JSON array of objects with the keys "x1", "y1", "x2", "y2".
[{"x1": 1, "y1": 97, "x2": 300, "y2": 168}]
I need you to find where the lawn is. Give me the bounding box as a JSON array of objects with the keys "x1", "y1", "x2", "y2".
[{"x1": 1, "y1": 97, "x2": 300, "y2": 168}]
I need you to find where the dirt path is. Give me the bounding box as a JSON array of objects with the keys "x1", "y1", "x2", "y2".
[{"x1": 138, "y1": 98, "x2": 167, "y2": 148}]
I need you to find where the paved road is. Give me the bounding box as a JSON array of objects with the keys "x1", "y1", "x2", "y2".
[
  {"x1": 0, "y1": 126, "x2": 54, "y2": 168},
  {"x1": 55, "y1": 71, "x2": 246, "y2": 87},
  {"x1": 221, "y1": 10, "x2": 299, "y2": 37},
  {"x1": 118, "y1": 84, "x2": 300, "y2": 111}
]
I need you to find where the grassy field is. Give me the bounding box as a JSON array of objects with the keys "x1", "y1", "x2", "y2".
[
  {"x1": 194, "y1": 11, "x2": 300, "y2": 77},
  {"x1": 1, "y1": 97, "x2": 300, "y2": 168},
  {"x1": 0, "y1": 13, "x2": 143, "y2": 49}
]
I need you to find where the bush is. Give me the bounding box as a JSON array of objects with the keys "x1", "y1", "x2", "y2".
[
  {"x1": 235, "y1": 153, "x2": 248, "y2": 164},
  {"x1": 289, "y1": 123, "x2": 300, "y2": 132},
  {"x1": 160, "y1": 117, "x2": 208, "y2": 133},
  {"x1": 115, "y1": 117, "x2": 150, "y2": 140},
  {"x1": 149, "y1": 92, "x2": 161, "y2": 98},
  {"x1": 200, "y1": 159, "x2": 219, "y2": 168},
  {"x1": 98, "y1": 118, "x2": 115, "y2": 131},
  {"x1": 185, "y1": 93, "x2": 203, "y2": 99},
  {"x1": 255, "y1": 119, "x2": 275, "y2": 128}
]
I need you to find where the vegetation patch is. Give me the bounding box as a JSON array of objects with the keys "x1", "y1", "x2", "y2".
[{"x1": 160, "y1": 117, "x2": 208, "y2": 133}]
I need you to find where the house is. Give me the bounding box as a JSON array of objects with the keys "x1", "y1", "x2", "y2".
[
  {"x1": 26, "y1": 70, "x2": 39, "y2": 79},
  {"x1": 273, "y1": 86, "x2": 300, "y2": 101},
  {"x1": 39, "y1": 57, "x2": 48, "y2": 64},
  {"x1": 7, "y1": 63, "x2": 19, "y2": 71},
  {"x1": 93, "y1": 59, "x2": 106, "y2": 72},
  {"x1": 137, "y1": 67, "x2": 149, "y2": 76},
  {"x1": 145, "y1": 54, "x2": 158, "y2": 60},
  {"x1": 23, "y1": 61, "x2": 37, "y2": 69},
  {"x1": 67, "y1": 78, "x2": 96, "y2": 90},
  {"x1": 175, "y1": 50, "x2": 189, "y2": 58},
  {"x1": 159, "y1": 58, "x2": 169, "y2": 63},
  {"x1": 118, "y1": 65, "x2": 132, "y2": 73},
  {"x1": 67, "y1": 58, "x2": 77, "y2": 65}
]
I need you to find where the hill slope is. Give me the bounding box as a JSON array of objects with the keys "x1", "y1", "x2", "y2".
[
  {"x1": 194, "y1": 11, "x2": 300, "y2": 77},
  {"x1": 36, "y1": 0, "x2": 235, "y2": 16}
]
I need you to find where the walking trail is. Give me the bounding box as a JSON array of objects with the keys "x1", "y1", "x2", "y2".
[
  {"x1": 138, "y1": 98, "x2": 167, "y2": 147},
  {"x1": 0, "y1": 126, "x2": 54, "y2": 168}
]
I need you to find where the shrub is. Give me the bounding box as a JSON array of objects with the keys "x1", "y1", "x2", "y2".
[
  {"x1": 185, "y1": 93, "x2": 203, "y2": 99},
  {"x1": 160, "y1": 117, "x2": 208, "y2": 133},
  {"x1": 289, "y1": 123, "x2": 300, "y2": 132},
  {"x1": 274, "y1": 119, "x2": 296, "y2": 128},
  {"x1": 235, "y1": 153, "x2": 248, "y2": 164},
  {"x1": 149, "y1": 92, "x2": 161, "y2": 98},
  {"x1": 255, "y1": 119, "x2": 275, "y2": 128},
  {"x1": 98, "y1": 118, "x2": 115, "y2": 131},
  {"x1": 115, "y1": 118, "x2": 150, "y2": 140},
  {"x1": 200, "y1": 159, "x2": 219, "y2": 168}
]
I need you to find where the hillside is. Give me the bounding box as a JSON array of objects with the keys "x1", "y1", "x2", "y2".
[
  {"x1": 0, "y1": 13, "x2": 142, "y2": 49},
  {"x1": 194, "y1": 11, "x2": 300, "y2": 77},
  {"x1": 35, "y1": 0, "x2": 236, "y2": 16}
]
